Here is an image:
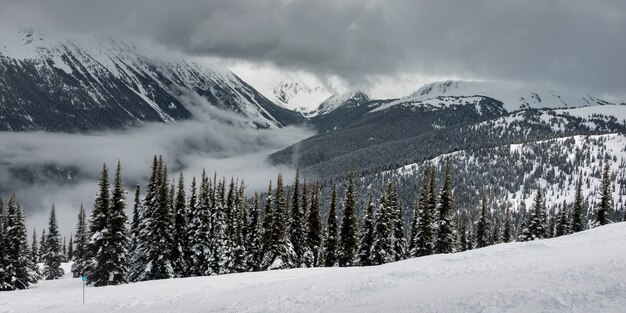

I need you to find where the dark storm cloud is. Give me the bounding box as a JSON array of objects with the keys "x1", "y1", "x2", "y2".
[{"x1": 1, "y1": 0, "x2": 625, "y2": 96}]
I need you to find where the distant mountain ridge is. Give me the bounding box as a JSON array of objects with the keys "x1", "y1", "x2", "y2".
[{"x1": 0, "y1": 29, "x2": 302, "y2": 132}]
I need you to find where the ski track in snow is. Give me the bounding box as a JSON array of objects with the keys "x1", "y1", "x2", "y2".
[{"x1": 2, "y1": 223, "x2": 626, "y2": 312}]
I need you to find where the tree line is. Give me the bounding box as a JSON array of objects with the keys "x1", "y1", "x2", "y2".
[{"x1": 0, "y1": 156, "x2": 618, "y2": 290}]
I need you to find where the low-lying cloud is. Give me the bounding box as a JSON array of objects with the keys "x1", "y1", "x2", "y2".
[{"x1": 0, "y1": 103, "x2": 314, "y2": 240}]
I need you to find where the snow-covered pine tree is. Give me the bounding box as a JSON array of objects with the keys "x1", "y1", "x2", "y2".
[
  {"x1": 388, "y1": 183, "x2": 407, "y2": 261},
  {"x1": 38, "y1": 229, "x2": 46, "y2": 267},
  {"x1": 187, "y1": 172, "x2": 212, "y2": 276},
  {"x1": 371, "y1": 189, "x2": 394, "y2": 265},
  {"x1": 106, "y1": 161, "x2": 129, "y2": 285},
  {"x1": 435, "y1": 159, "x2": 455, "y2": 254},
  {"x1": 260, "y1": 181, "x2": 274, "y2": 269},
  {"x1": 358, "y1": 192, "x2": 375, "y2": 266},
  {"x1": 85, "y1": 162, "x2": 128, "y2": 286},
  {"x1": 67, "y1": 236, "x2": 73, "y2": 263},
  {"x1": 71, "y1": 205, "x2": 88, "y2": 278},
  {"x1": 339, "y1": 167, "x2": 359, "y2": 267},
  {"x1": 408, "y1": 188, "x2": 420, "y2": 257},
  {"x1": 264, "y1": 174, "x2": 296, "y2": 270},
  {"x1": 476, "y1": 194, "x2": 492, "y2": 248},
  {"x1": 210, "y1": 178, "x2": 229, "y2": 274},
  {"x1": 322, "y1": 184, "x2": 339, "y2": 267},
  {"x1": 132, "y1": 157, "x2": 175, "y2": 281},
  {"x1": 555, "y1": 201, "x2": 571, "y2": 237},
  {"x1": 571, "y1": 175, "x2": 586, "y2": 232},
  {"x1": 522, "y1": 189, "x2": 548, "y2": 241},
  {"x1": 227, "y1": 182, "x2": 247, "y2": 273},
  {"x1": 245, "y1": 192, "x2": 262, "y2": 271},
  {"x1": 288, "y1": 170, "x2": 306, "y2": 266},
  {"x1": 411, "y1": 167, "x2": 434, "y2": 257},
  {"x1": 0, "y1": 196, "x2": 14, "y2": 291},
  {"x1": 31, "y1": 229, "x2": 38, "y2": 264},
  {"x1": 502, "y1": 206, "x2": 513, "y2": 243},
  {"x1": 594, "y1": 160, "x2": 613, "y2": 226},
  {"x1": 128, "y1": 186, "x2": 141, "y2": 270},
  {"x1": 42, "y1": 204, "x2": 64, "y2": 280},
  {"x1": 305, "y1": 182, "x2": 322, "y2": 267},
  {"x1": 171, "y1": 172, "x2": 187, "y2": 277},
  {"x1": 84, "y1": 164, "x2": 111, "y2": 285},
  {"x1": 5, "y1": 194, "x2": 39, "y2": 289},
  {"x1": 62, "y1": 237, "x2": 67, "y2": 262}
]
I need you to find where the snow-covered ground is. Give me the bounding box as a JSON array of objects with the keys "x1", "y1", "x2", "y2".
[{"x1": 2, "y1": 223, "x2": 626, "y2": 312}]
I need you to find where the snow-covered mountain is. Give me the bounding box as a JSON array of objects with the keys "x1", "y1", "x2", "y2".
[
  {"x1": 4, "y1": 224, "x2": 626, "y2": 312},
  {"x1": 313, "y1": 90, "x2": 370, "y2": 116},
  {"x1": 403, "y1": 80, "x2": 614, "y2": 112},
  {"x1": 269, "y1": 81, "x2": 332, "y2": 115},
  {"x1": 0, "y1": 29, "x2": 301, "y2": 131}
]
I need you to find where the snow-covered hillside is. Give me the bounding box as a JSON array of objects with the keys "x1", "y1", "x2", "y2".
[
  {"x1": 2, "y1": 223, "x2": 626, "y2": 312},
  {"x1": 388, "y1": 133, "x2": 626, "y2": 216},
  {"x1": 400, "y1": 80, "x2": 614, "y2": 112},
  {"x1": 0, "y1": 28, "x2": 301, "y2": 131}
]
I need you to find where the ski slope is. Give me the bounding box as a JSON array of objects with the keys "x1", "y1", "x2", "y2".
[{"x1": 2, "y1": 223, "x2": 626, "y2": 313}]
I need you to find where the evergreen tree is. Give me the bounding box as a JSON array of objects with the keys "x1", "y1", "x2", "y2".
[
  {"x1": 187, "y1": 173, "x2": 212, "y2": 276},
  {"x1": 260, "y1": 181, "x2": 274, "y2": 266},
  {"x1": 371, "y1": 189, "x2": 394, "y2": 265},
  {"x1": 263, "y1": 174, "x2": 296, "y2": 269},
  {"x1": 388, "y1": 183, "x2": 407, "y2": 261},
  {"x1": 502, "y1": 206, "x2": 513, "y2": 243},
  {"x1": 62, "y1": 237, "x2": 67, "y2": 262},
  {"x1": 67, "y1": 236, "x2": 73, "y2": 262},
  {"x1": 71, "y1": 205, "x2": 88, "y2": 278},
  {"x1": 0, "y1": 196, "x2": 14, "y2": 290},
  {"x1": 358, "y1": 192, "x2": 375, "y2": 266},
  {"x1": 521, "y1": 189, "x2": 547, "y2": 241},
  {"x1": 227, "y1": 182, "x2": 247, "y2": 273},
  {"x1": 210, "y1": 178, "x2": 229, "y2": 274},
  {"x1": 288, "y1": 169, "x2": 306, "y2": 266},
  {"x1": 339, "y1": 167, "x2": 359, "y2": 267},
  {"x1": 555, "y1": 202, "x2": 571, "y2": 237},
  {"x1": 107, "y1": 161, "x2": 129, "y2": 285},
  {"x1": 476, "y1": 194, "x2": 492, "y2": 248},
  {"x1": 31, "y1": 229, "x2": 38, "y2": 264},
  {"x1": 128, "y1": 186, "x2": 141, "y2": 274},
  {"x1": 305, "y1": 182, "x2": 322, "y2": 267},
  {"x1": 410, "y1": 167, "x2": 434, "y2": 257},
  {"x1": 571, "y1": 175, "x2": 586, "y2": 232},
  {"x1": 85, "y1": 162, "x2": 128, "y2": 286},
  {"x1": 246, "y1": 192, "x2": 262, "y2": 271},
  {"x1": 594, "y1": 161, "x2": 613, "y2": 226},
  {"x1": 38, "y1": 229, "x2": 46, "y2": 266},
  {"x1": 435, "y1": 159, "x2": 455, "y2": 254},
  {"x1": 5, "y1": 194, "x2": 39, "y2": 289},
  {"x1": 172, "y1": 172, "x2": 187, "y2": 277},
  {"x1": 323, "y1": 184, "x2": 339, "y2": 267},
  {"x1": 42, "y1": 205, "x2": 64, "y2": 280},
  {"x1": 131, "y1": 157, "x2": 175, "y2": 281}
]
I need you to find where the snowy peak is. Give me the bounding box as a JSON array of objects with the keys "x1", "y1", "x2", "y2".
[
  {"x1": 406, "y1": 80, "x2": 613, "y2": 112},
  {"x1": 0, "y1": 28, "x2": 301, "y2": 131},
  {"x1": 314, "y1": 90, "x2": 370, "y2": 116},
  {"x1": 267, "y1": 81, "x2": 332, "y2": 115}
]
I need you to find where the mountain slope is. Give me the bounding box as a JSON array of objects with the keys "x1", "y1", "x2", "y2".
[
  {"x1": 0, "y1": 29, "x2": 302, "y2": 132},
  {"x1": 407, "y1": 80, "x2": 612, "y2": 112},
  {"x1": 3, "y1": 223, "x2": 626, "y2": 312}
]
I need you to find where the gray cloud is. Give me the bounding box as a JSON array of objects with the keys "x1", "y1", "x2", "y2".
[
  {"x1": 0, "y1": 98, "x2": 314, "y2": 239},
  {"x1": 1, "y1": 0, "x2": 624, "y2": 98}
]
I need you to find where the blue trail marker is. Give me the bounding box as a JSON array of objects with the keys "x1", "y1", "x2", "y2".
[{"x1": 82, "y1": 276, "x2": 86, "y2": 304}]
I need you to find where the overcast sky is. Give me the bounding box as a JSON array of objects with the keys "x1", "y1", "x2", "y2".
[{"x1": 1, "y1": 0, "x2": 625, "y2": 99}]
